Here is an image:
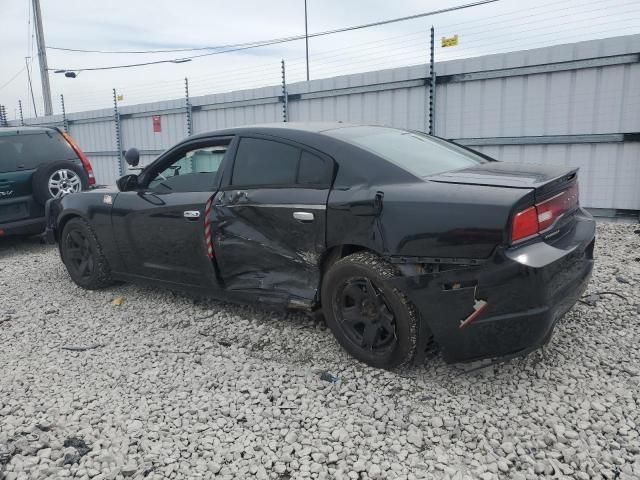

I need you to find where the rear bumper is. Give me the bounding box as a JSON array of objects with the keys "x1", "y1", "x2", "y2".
[{"x1": 389, "y1": 208, "x2": 596, "y2": 364}]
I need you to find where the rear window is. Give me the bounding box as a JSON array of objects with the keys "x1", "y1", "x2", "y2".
[
  {"x1": 326, "y1": 126, "x2": 487, "y2": 177},
  {"x1": 0, "y1": 131, "x2": 76, "y2": 172},
  {"x1": 232, "y1": 138, "x2": 299, "y2": 186}
]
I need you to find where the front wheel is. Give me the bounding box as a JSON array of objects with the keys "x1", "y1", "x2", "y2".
[
  {"x1": 60, "y1": 217, "x2": 113, "y2": 290},
  {"x1": 321, "y1": 252, "x2": 418, "y2": 369}
]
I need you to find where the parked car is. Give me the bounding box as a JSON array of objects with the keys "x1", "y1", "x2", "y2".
[
  {"x1": 0, "y1": 126, "x2": 95, "y2": 237},
  {"x1": 46, "y1": 123, "x2": 595, "y2": 369}
]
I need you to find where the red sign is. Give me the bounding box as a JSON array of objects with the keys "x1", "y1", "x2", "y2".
[{"x1": 152, "y1": 115, "x2": 161, "y2": 133}]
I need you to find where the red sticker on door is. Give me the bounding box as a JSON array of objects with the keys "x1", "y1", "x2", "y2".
[{"x1": 152, "y1": 115, "x2": 161, "y2": 133}]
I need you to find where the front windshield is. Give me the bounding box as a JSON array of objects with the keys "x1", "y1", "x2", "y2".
[{"x1": 327, "y1": 126, "x2": 487, "y2": 177}]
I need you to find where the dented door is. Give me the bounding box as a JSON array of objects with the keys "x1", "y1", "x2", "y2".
[{"x1": 211, "y1": 187, "x2": 328, "y2": 304}]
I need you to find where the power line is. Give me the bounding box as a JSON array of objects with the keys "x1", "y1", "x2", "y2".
[
  {"x1": 48, "y1": 0, "x2": 498, "y2": 72},
  {"x1": 25, "y1": 57, "x2": 38, "y2": 117},
  {"x1": 49, "y1": 0, "x2": 498, "y2": 55},
  {"x1": 0, "y1": 66, "x2": 27, "y2": 91}
]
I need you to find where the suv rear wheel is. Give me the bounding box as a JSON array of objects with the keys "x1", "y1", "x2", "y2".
[
  {"x1": 321, "y1": 252, "x2": 418, "y2": 369},
  {"x1": 60, "y1": 217, "x2": 113, "y2": 290},
  {"x1": 32, "y1": 160, "x2": 88, "y2": 205}
]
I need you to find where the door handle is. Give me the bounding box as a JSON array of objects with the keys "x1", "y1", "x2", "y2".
[
  {"x1": 293, "y1": 211, "x2": 314, "y2": 222},
  {"x1": 183, "y1": 210, "x2": 201, "y2": 220},
  {"x1": 228, "y1": 190, "x2": 248, "y2": 204}
]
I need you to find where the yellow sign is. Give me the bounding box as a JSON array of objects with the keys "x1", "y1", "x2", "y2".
[
  {"x1": 117, "y1": 94, "x2": 124, "y2": 101},
  {"x1": 441, "y1": 35, "x2": 459, "y2": 48}
]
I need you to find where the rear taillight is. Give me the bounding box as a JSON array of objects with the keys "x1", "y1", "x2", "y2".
[
  {"x1": 536, "y1": 183, "x2": 579, "y2": 231},
  {"x1": 511, "y1": 206, "x2": 539, "y2": 242},
  {"x1": 511, "y1": 183, "x2": 579, "y2": 242},
  {"x1": 62, "y1": 131, "x2": 96, "y2": 185}
]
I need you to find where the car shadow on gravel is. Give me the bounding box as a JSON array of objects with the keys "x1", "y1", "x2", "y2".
[
  {"x1": 120, "y1": 282, "x2": 553, "y2": 387},
  {"x1": 0, "y1": 235, "x2": 52, "y2": 260}
]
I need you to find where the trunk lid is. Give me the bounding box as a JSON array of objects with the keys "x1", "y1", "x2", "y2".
[{"x1": 428, "y1": 162, "x2": 578, "y2": 200}]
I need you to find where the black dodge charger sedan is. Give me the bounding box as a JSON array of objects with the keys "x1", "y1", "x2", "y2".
[{"x1": 46, "y1": 123, "x2": 595, "y2": 369}]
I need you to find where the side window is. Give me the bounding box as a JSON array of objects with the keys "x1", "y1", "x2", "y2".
[
  {"x1": 298, "y1": 151, "x2": 330, "y2": 185},
  {"x1": 148, "y1": 145, "x2": 227, "y2": 193},
  {"x1": 0, "y1": 139, "x2": 19, "y2": 173},
  {"x1": 232, "y1": 138, "x2": 299, "y2": 186}
]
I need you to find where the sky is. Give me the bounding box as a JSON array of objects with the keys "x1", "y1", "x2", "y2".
[{"x1": 1, "y1": 0, "x2": 639, "y2": 119}]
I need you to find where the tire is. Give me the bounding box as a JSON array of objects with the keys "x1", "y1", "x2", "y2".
[
  {"x1": 60, "y1": 217, "x2": 114, "y2": 290},
  {"x1": 321, "y1": 252, "x2": 418, "y2": 369},
  {"x1": 32, "y1": 160, "x2": 88, "y2": 205}
]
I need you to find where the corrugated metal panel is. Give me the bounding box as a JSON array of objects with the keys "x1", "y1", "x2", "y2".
[
  {"x1": 69, "y1": 120, "x2": 115, "y2": 153},
  {"x1": 473, "y1": 142, "x2": 640, "y2": 210},
  {"x1": 89, "y1": 155, "x2": 120, "y2": 186},
  {"x1": 9, "y1": 34, "x2": 640, "y2": 211},
  {"x1": 120, "y1": 112, "x2": 185, "y2": 151}
]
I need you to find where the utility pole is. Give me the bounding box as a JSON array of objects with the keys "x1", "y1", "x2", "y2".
[
  {"x1": 304, "y1": 0, "x2": 310, "y2": 81},
  {"x1": 32, "y1": 0, "x2": 53, "y2": 116}
]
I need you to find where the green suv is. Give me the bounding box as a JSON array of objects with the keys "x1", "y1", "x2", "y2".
[{"x1": 0, "y1": 126, "x2": 95, "y2": 237}]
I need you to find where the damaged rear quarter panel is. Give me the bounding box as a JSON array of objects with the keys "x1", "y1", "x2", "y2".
[
  {"x1": 388, "y1": 234, "x2": 594, "y2": 364},
  {"x1": 378, "y1": 181, "x2": 534, "y2": 259}
]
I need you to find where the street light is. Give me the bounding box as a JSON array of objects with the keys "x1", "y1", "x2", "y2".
[
  {"x1": 53, "y1": 58, "x2": 191, "y2": 77},
  {"x1": 54, "y1": 69, "x2": 79, "y2": 78}
]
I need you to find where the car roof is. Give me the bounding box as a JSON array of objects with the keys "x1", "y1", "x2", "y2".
[
  {"x1": 189, "y1": 122, "x2": 357, "y2": 141},
  {"x1": 0, "y1": 126, "x2": 58, "y2": 137},
  {"x1": 182, "y1": 122, "x2": 421, "y2": 187}
]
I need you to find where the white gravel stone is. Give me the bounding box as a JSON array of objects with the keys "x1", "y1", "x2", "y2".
[{"x1": 0, "y1": 223, "x2": 638, "y2": 480}]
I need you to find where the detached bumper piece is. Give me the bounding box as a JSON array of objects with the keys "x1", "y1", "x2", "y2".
[{"x1": 389, "y1": 209, "x2": 596, "y2": 364}]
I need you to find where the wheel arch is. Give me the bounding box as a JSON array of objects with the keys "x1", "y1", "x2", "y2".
[
  {"x1": 316, "y1": 244, "x2": 381, "y2": 306},
  {"x1": 320, "y1": 244, "x2": 378, "y2": 274},
  {"x1": 56, "y1": 211, "x2": 88, "y2": 242}
]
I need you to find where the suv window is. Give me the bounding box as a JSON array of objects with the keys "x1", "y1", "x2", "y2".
[
  {"x1": 148, "y1": 145, "x2": 226, "y2": 193},
  {"x1": 232, "y1": 138, "x2": 331, "y2": 187},
  {"x1": 0, "y1": 131, "x2": 76, "y2": 172}
]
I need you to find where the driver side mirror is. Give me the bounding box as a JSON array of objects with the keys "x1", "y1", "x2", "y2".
[
  {"x1": 124, "y1": 147, "x2": 140, "y2": 167},
  {"x1": 117, "y1": 174, "x2": 139, "y2": 192}
]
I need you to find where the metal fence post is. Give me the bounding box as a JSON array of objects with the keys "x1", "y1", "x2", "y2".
[
  {"x1": 60, "y1": 94, "x2": 69, "y2": 133},
  {"x1": 428, "y1": 26, "x2": 436, "y2": 135},
  {"x1": 281, "y1": 59, "x2": 288, "y2": 122},
  {"x1": 185, "y1": 77, "x2": 193, "y2": 136},
  {"x1": 0, "y1": 105, "x2": 7, "y2": 127},
  {"x1": 18, "y1": 100, "x2": 25, "y2": 126},
  {"x1": 113, "y1": 88, "x2": 124, "y2": 176}
]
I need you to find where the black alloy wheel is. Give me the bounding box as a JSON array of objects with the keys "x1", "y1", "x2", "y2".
[
  {"x1": 64, "y1": 227, "x2": 95, "y2": 280},
  {"x1": 60, "y1": 218, "x2": 113, "y2": 290},
  {"x1": 334, "y1": 277, "x2": 397, "y2": 353},
  {"x1": 321, "y1": 252, "x2": 419, "y2": 369}
]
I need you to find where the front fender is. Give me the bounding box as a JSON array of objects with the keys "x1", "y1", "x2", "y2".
[{"x1": 47, "y1": 190, "x2": 124, "y2": 273}]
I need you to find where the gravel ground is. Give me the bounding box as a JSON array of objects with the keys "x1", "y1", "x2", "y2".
[{"x1": 0, "y1": 223, "x2": 639, "y2": 480}]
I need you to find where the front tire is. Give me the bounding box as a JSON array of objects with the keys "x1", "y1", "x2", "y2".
[
  {"x1": 321, "y1": 252, "x2": 417, "y2": 369},
  {"x1": 60, "y1": 218, "x2": 113, "y2": 290}
]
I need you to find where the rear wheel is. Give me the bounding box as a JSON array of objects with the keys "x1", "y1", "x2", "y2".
[
  {"x1": 60, "y1": 218, "x2": 113, "y2": 290},
  {"x1": 321, "y1": 252, "x2": 417, "y2": 369}
]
